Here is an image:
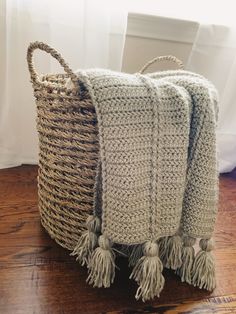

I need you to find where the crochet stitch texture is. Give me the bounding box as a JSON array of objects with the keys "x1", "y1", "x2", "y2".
[{"x1": 71, "y1": 69, "x2": 219, "y2": 301}]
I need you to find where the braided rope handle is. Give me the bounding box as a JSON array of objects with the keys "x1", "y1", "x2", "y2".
[
  {"x1": 27, "y1": 41, "x2": 79, "y2": 92},
  {"x1": 139, "y1": 55, "x2": 184, "y2": 74}
]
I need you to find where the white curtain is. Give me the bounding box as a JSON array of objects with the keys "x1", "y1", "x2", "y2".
[
  {"x1": 0, "y1": 0, "x2": 127, "y2": 169},
  {"x1": 1, "y1": 0, "x2": 236, "y2": 173}
]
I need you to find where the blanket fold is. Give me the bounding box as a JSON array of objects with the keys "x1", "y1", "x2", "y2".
[{"x1": 70, "y1": 69, "x2": 219, "y2": 301}]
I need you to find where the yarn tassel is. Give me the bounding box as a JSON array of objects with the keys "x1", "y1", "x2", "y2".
[
  {"x1": 87, "y1": 235, "x2": 116, "y2": 288},
  {"x1": 128, "y1": 244, "x2": 143, "y2": 267},
  {"x1": 158, "y1": 236, "x2": 168, "y2": 261},
  {"x1": 160, "y1": 234, "x2": 183, "y2": 270},
  {"x1": 130, "y1": 241, "x2": 165, "y2": 302},
  {"x1": 192, "y1": 238, "x2": 216, "y2": 291},
  {"x1": 176, "y1": 236, "x2": 196, "y2": 284},
  {"x1": 70, "y1": 215, "x2": 101, "y2": 266}
]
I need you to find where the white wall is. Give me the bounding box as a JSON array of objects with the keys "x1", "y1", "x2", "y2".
[{"x1": 122, "y1": 13, "x2": 199, "y2": 74}]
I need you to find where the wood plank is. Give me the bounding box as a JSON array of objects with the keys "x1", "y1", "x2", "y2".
[
  {"x1": 0, "y1": 165, "x2": 236, "y2": 313},
  {"x1": 107, "y1": 295, "x2": 236, "y2": 314}
]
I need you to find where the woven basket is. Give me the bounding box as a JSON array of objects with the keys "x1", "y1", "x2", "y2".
[
  {"x1": 27, "y1": 41, "x2": 184, "y2": 251},
  {"x1": 27, "y1": 42, "x2": 99, "y2": 250}
]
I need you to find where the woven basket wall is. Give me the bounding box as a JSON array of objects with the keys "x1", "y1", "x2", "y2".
[
  {"x1": 27, "y1": 42, "x2": 99, "y2": 250},
  {"x1": 27, "y1": 42, "x2": 184, "y2": 251}
]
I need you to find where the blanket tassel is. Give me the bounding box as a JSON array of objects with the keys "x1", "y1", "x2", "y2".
[
  {"x1": 176, "y1": 235, "x2": 196, "y2": 284},
  {"x1": 192, "y1": 238, "x2": 216, "y2": 291},
  {"x1": 128, "y1": 244, "x2": 143, "y2": 267},
  {"x1": 87, "y1": 235, "x2": 116, "y2": 288},
  {"x1": 70, "y1": 215, "x2": 101, "y2": 266},
  {"x1": 130, "y1": 241, "x2": 165, "y2": 302},
  {"x1": 159, "y1": 234, "x2": 183, "y2": 270}
]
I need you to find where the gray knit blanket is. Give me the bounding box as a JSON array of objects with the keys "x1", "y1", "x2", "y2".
[{"x1": 70, "y1": 69, "x2": 219, "y2": 301}]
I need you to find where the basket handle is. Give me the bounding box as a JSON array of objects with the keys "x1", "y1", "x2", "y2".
[
  {"x1": 27, "y1": 41, "x2": 79, "y2": 92},
  {"x1": 139, "y1": 55, "x2": 184, "y2": 74}
]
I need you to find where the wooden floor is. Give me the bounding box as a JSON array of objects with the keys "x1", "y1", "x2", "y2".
[{"x1": 0, "y1": 165, "x2": 236, "y2": 314}]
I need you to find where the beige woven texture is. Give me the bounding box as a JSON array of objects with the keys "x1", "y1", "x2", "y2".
[
  {"x1": 27, "y1": 42, "x2": 99, "y2": 250},
  {"x1": 77, "y1": 68, "x2": 219, "y2": 244},
  {"x1": 27, "y1": 41, "x2": 218, "y2": 251}
]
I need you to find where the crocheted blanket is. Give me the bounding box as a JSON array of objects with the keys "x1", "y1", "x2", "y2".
[{"x1": 71, "y1": 69, "x2": 219, "y2": 301}]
